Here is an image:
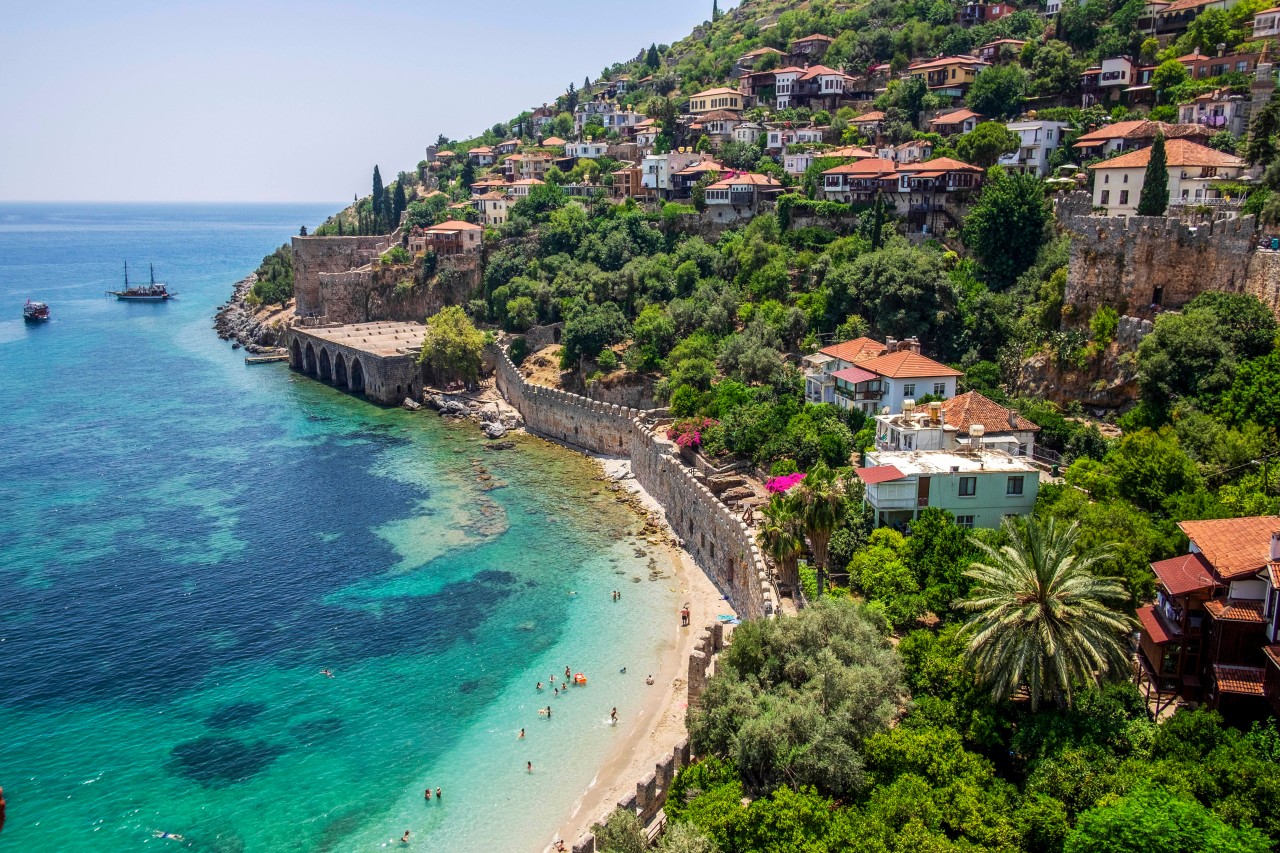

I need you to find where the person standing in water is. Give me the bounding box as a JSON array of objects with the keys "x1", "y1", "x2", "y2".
[
  {"x1": 518, "y1": 728, "x2": 525, "y2": 739},
  {"x1": 401, "y1": 830, "x2": 411, "y2": 844},
  {"x1": 436, "y1": 787, "x2": 442, "y2": 800},
  {"x1": 610, "y1": 707, "x2": 618, "y2": 724},
  {"x1": 424, "y1": 788, "x2": 431, "y2": 801},
  {"x1": 527, "y1": 761, "x2": 533, "y2": 773}
]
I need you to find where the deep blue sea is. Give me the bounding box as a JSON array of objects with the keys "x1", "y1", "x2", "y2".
[{"x1": 0, "y1": 204, "x2": 680, "y2": 852}]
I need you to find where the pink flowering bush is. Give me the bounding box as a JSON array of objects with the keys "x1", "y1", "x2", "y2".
[
  {"x1": 667, "y1": 417, "x2": 717, "y2": 450},
  {"x1": 765, "y1": 472, "x2": 806, "y2": 493}
]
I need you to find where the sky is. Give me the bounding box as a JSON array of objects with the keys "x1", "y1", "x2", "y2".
[{"x1": 0, "y1": 0, "x2": 733, "y2": 204}]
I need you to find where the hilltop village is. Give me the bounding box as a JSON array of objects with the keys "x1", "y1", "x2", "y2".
[{"x1": 217, "y1": 0, "x2": 1280, "y2": 850}]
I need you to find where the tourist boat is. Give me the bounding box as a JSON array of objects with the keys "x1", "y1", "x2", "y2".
[
  {"x1": 107, "y1": 262, "x2": 173, "y2": 301},
  {"x1": 23, "y1": 299, "x2": 50, "y2": 322}
]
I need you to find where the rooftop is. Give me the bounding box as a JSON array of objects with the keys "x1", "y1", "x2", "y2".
[
  {"x1": 1088, "y1": 139, "x2": 1245, "y2": 170},
  {"x1": 1150, "y1": 552, "x2": 1217, "y2": 596},
  {"x1": 1179, "y1": 516, "x2": 1280, "y2": 580},
  {"x1": 864, "y1": 448, "x2": 1039, "y2": 476},
  {"x1": 857, "y1": 349, "x2": 964, "y2": 379},
  {"x1": 1213, "y1": 663, "x2": 1267, "y2": 695},
  {"x1": 1073, "y1": 119, "x2": 1208, "y2": 146},
  {"x1": 938, "y1": 391, "x2": 1040, "y2": 434},
  {"x1": 931, "y1": 109, "x2": 983, "y2": 124},
  {"x1": 1204, "y1": 598, "x2": 1266, "y2": 622},
  {"x1": 818, "y1": 336, "x2": 888, "y2": 362},
  {"x1": 854, "y1": 111, "x2": 887, "y2": 122},
  {"x1": 690, "y1": 87, "x2": 741, "y2": 98},
  {"x1": 296, "y1": 321, "x2": 425, "y2": 358}
]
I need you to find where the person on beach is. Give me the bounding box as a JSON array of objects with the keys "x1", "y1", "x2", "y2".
[
  {"x1": 645, "y1": 674, "x2": 654, "y2": 685},
  {"x1": 610, "y1": 707, "x2": 618, "y2": 724},
  {"x1": 680, "y1": 606, "x2": 690, "y2": 626},
  {"x1": 518, "y1": 728, "x2": 525, "y2": 739},
  {"x1": 619, "y1": 666, "x2": 626, "y2": 674}
]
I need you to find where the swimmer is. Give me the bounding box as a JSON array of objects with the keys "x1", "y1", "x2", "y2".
[
  {"x1": 645, "y1": 674, "x2": 654, "y2": 685},
  {"x1": 527, "y1": 761, "x2": 533, "y2": 773},
  {"x1": 401, "y1": 830, "x2": 411, "y2": 843},
  {"x1": 425, "y1": 788, "x2": 432, "y2": 800},
  {"x1": 320, "y1": 669, "x2": 333, "y2": 677},
  {"x1": 436, "y1": 787, "x2": 442, "y2": 800},
  {"x1": 537, "y1": 682, "x2": 543, "y2": 691},
  {"x1": 152, "y1": 832, "x2": 185, "y2": 841},
  {"x1": 554, "y1": 686, "x2": 559, "y2": 696},
  {"x1": 619, "y1": 666, "x2": 627, "y2": 674},
  {"x1": 518, "y1": 728, "x2": 525, "y2": 739},
  {"x1": 565, "y1": 666, "x2": 571, "y2": 679},
  {"x1": 550, "y1": 674, "x2": 556, "y2": 684}
]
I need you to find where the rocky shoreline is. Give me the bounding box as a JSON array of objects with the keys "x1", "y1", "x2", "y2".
[{"x1": 213, "y1": 274, "x2": 284, "y2": 354}]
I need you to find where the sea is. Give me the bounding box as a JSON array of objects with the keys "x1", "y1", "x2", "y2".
[{"x1": 0, "y1": 203, "x2": 683, "y2": 852}]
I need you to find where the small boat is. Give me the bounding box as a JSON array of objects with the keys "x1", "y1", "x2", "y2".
[
  {"x1": 23, "y1": 299, "x2": 50, "y2": 322},
  {"x1": 107, "y1": 262, "x2": 174, "y2": 301}
]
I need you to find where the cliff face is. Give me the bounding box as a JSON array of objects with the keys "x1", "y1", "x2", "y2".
[{"x1": 1056, "y1": 193, "x2": 1266, "y2": 329}]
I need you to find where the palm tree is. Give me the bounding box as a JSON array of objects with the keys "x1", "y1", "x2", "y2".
[
  {"x1": 758, "y1": 494, "x2": 804, "y2": 597},
  {"x1": 794, "y1": 462, "x2": 846, "y2": 595},
  {"x1": 954, "y1": 516, "x2": 1136, "y2": 710}
]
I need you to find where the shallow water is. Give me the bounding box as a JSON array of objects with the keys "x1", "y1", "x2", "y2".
[{"x1": 0, "y1": 203, "x2": 682, "y2": 852}]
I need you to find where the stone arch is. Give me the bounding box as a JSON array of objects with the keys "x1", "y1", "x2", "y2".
[
  {"x1": 334, "y1": 352, "x2": 349, "y2": 388},
  {"x1": 304, "y1": 341, "x2": 317, "y2": 375},
  {"x1": 290, "y1": 338, "x2": 303, "y2": 370},
  {"x1": 318, "y1": 347, "x2": 333, "y2": 382},
  {"x1": 350, "y1": 357, "x2": 366, "y2": 394}
]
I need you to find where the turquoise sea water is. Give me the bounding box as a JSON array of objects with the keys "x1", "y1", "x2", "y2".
[{"x1": 0, "y1": 204, "x2": 682, "y2": 852}]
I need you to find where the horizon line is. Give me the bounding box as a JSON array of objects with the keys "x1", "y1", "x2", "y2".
[{"x1": 0, "y1": 199, "x2": 347, "y2": 206}]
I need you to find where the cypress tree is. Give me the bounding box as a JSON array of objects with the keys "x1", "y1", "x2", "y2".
[
  {"x1": 336, "y1": 217, "x2": 344, "y2": 236},
  {"x1": 372, "y1": 165, "x2": 385, "y2": 230},
  {"x1": 584, "y1": 76, "x2": 591, "y2": 92},
  {"x1": 713, "y1": 0, "x2": 720, "y2": 21},
  {"x1": 1137, "y1": 134, "x2": 1168, "y2": 216},
  {"x1": 392, "y1": 180, "x2": 407, "y2": 225},
  {"x1": 460, "y1": 158, "x2": 476, "y2": 190},
  {"x1": 646, "y1": 43, "x2": 660, "y2": 68},
  {"x1": 871, "y1": 193, "x2": 885, "y2": 250},
  {"x1": 383, "y1": 187, "x2": 394, "y2": 230}
]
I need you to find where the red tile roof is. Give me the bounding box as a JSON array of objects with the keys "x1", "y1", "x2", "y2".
[
  {"x1": 1073, "y1": 120, "x2": 1208, "y2": 147},
  {"x1": 800, "y1": 65, "x2": 847, "y2": 81},
  {"x1": 831, "y1": 366, "x2": 878, "y2": 384},
  {"x1": 856, "y1": 465, "x2": 908, "y2": 484},
  {"x1": 819, "y1": 337, "x2": 888, "y2": 362},
  {"x1": 931, "y1": 109, "x2": 983, "y2": 125},
  {"x1": 908, "y1": 54, "x2": 986, "y2": 71},
  {"x1": 938, "y1": 391, "x2": 1040, "y2": 435},
  {"x1": 1150, "y1": 552, "x2": 1217, "y2": 595},
  {"x1": 1267, "y1": 562, "x2": 1280, "y2": 589},
  {"x1": 1213, "y1": 663, "x2": 1267, "y2": 695},
  {"x1": 1265, "y1": 644, "x2": 1280, "y2": 670},
  {"x1": 426, "y1": 219, "x2": 483, "y2": 232},
  {"x1": 858, "y1": 350, "x2": 964, "y2": 379},
  {"x1": 1138, "y1": 604, "x2": 1174, "y2": 644},
  {"x1": 793, "y1": 33, "x2": 835, "y2": 44},
  {"x1": 824, "y1": 157, "x2": 898, "y2": 176},
  {"x1": 541, "y1": 136, "x2": 567, "y2": 146},
  {"x1": 1089, "y1": 139, "x2": 1245, "y2": 171},
  {"x1": 854, "y1": 111, "x2": 887, "y2": 122},
  {"x1": 1203, "y1": 598, "x2": 1265, "y2": 623},
  {"x1": 1179, "y1": 517, "x2": 1280, "y2": 580},
  {"x1": 707, "y1": 172, "x2": 782, "y2": 189},
  {"x1": 901, "y1": 156, "x2": 984, "y2": 174}
]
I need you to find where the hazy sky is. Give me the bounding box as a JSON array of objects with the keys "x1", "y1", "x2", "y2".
[{"x1": 1, "y1": 0, "x2": 730, "y2": 203}]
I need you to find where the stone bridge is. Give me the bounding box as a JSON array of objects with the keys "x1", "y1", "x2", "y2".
[{"x1": 284, "y1": 321, "x2": 426, "y2": 405}]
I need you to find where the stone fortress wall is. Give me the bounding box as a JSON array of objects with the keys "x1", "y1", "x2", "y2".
[{"x1": 1055, "y1": 192, "x2": 1280, "y2": 327}]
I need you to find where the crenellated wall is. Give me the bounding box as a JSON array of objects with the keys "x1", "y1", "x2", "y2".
[
  {"x1": 491, "y1": 347, "x2": 774, "y2": 621},
  {"x1": 292, "y1": 235, "x2": 388, "y2": 317}
]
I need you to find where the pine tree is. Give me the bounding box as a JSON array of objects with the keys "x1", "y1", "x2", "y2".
[
  {"x1": 584, "y1": 76, "x2": 591, "y2": 92},
  {"x1": 372, "y1": 166, "x2": 385, "y2": 230},
  {"x1": 646, "y1": 43, "x2": 660, "y2": 69},
  {"x1": 1137, "y1": 134, "x2": 1169, "y2": 217},
  {"x1": 392, "y1": 180, "x2": 407, "y2": 225}
]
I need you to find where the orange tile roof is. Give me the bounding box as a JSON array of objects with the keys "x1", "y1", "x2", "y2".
[
  {"x1": 1213, "y1": 663, "x2": 1267, "y2": 694},
  {"x1": 938, "y1": 391, "x2": 1040, "y2": 435},
  {"x1": 909, "y1": 54, "x2": 986, "y2": 71},
  {"x1": 854, "y1": 111, "x2": 887, "y2": 122},
  {"x1": 541, "y1": 136, "x2": 567, "y2": 146},
  {"x1": 1089, "y1": 139, "x2": 1244, "y2": 170},
  {"x1": 828, "y1": 146, "x2": 876, "y2": 158},
  {"x1": 740, "y1": 46, "x2": 784, "y2": 58},
  {"x1": 1204, "y1": 598, "x2": 1266, "y2": 622},
  {"x1": 772, "y1": 66, "x2": 809, "y2": 75},
  {"x1": 823, "y1": 157, "x2": 898, "y2": 175},
  {"x1": 800, "y1": 65, "x2": 847, "y2": 80},
  {"x1": 426, "y1": 219, "x2": 483, "y2": 232},
  {"x1": 1163, "y1": 0, "x2": 1221, "y2": 13},
  {"x1": 856, "y1": 464, "x2": 908, "y2": 484},
  {"x1": 819, "y1": 337, "x2": 888, "y2": 362},
  {"x1": 469, "y1": 146, "x2": 494, "y2": 154},
  {"x1": 1265, "y1": 644, "x2": 1280, "y2": 670},
  {"x1": 708, "y1": 172, "x2": 782, "y2": 189},
  {"x1": 901, "y1": 156, "x2": 984, "y2": 173},
  {"x1": 1267, "y1": 562, "x2": 1280, "y2": 589},
  {"x1": 858, "y1": 350, "x2": 963, "y2": 379},
  {"x1": 1150, "y1": 552, "x2": 1217, "y2": 595},
  {"x1": 1178, "y1": 517, "x2": 1280, "y2": 580},
  {"x1": 691, "y1": 87, "x2": 741, "y2": 98},
  {"x1": 793, "y1": 33, "x2": 835, "y2": 43},
  {"x1": 931, "y1": 109, "x2": 983, "y2": 125},
  {"x1": 1073, "y1": 120, "x2": 1208, "y2": 147}
]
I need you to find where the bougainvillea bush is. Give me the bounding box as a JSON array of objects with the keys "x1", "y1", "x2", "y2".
[
  {"x1": 667, "y1": 417, "x2": 718, "y2": 449},
  {"x1": 765, "y1": 472, "x2": 806, "y2": 493}
]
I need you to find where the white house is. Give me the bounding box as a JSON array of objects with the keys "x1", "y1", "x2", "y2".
[
  {"x1": 803, "y1": 337, "x2": 889, "y2": 404},
  {"x1": 998, "y1": 120, "x2": 1070, "y2": 176},
  {"x1": 1099, "y1": 57, "x2": 1136, "y2": 90},
  {"x1": 1254, "y1": 6, "x2": 1280, "y2": 36},
  {"x1": 937, "y1": 391, "x2": 1040, "y2": 458},
  {"x1": 472, "y1": 191, "x2": 514, "y2": 227},
  {"x1": 468, "y1": 146, "x2": 496, "y2": 167},
  {"x1": 1089, "y1": 138, "x2": 1246, "y2": 216},
  {"x1": 735, "y1": 122, "x2": 765, "y2": 145},
  {"x1": 703, "y1": 172, "x2": 783, "y2": 222},
  {"x1": 641, "y1": 151, "x2": 707, "y2": 197},
  {"x1": 773, "y1": 67, "x2": 804, "y2": 109},
  {"x1": 1177, "y1": 89, "x2": 1250, "y2": 137},
  {"x1": 565, "y1": 141, "x2": 608, "y2": 159},
  {"x1": 812, "y1": 339, "x2": 962, "y2": 416}
]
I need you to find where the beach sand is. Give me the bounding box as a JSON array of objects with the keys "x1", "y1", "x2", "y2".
[{"x1": 542, "y1": 457, "x2": 734, "y2": 852}]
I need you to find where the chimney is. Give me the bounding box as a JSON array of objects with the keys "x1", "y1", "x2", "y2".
[
  {"x1": 886, "y1": 337, "x2": 899, "y2": 352},
  {"x1": 1272, "y1": 531, "x2": 1280, "y2": 562},
  {"x1": 906, "y1": 336, "x2": 922, "y2": 355},
  {"x1": 1008, "y1": 410, "x2": 1018, "y2": 429}
]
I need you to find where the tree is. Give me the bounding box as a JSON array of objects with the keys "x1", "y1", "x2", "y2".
[
  {"x1": 956, "y1": 122, "x2": 1021, "y2": 168},
  {"x1": 460, "y1": 158, "x2": 476, "y2": 191},
  {"x1": 1150, "y1": 60, "x2": 1189, "y2": 104},
  {"x1": 1245, "y1": 88, "x2": 1280, "y2": 166},
  {"x1": 1105, "y1": 427, "x2": 1202, "y2": 513},
  {"x1": 712, "y1": 0, "x2": 721, "y2": 21},
  {"x1": 1137, "y1": 307, "x2": 1239, "y2": 410},
  {"x1": 560, "y1": 302, "x2": 630, "y2": 367},
  {"x1": 592, "y1": 808, "x2": 647, "y2": 853},
  {"x1": 646, "y1": 42, "x2": 660, "y2": 69},
  {"x1": 391, "y1": 179, "x2": 407, "y2": 226},
  {"x1": 1219, "y1": 350, "x2": 1280, "y2": 434},
  {"x1": 794, "y1": 462, "x2": 847, "y2": 594},
  {"x1": 758, "y1": 494, "x2": 805, "y2": 595},
  {"x1": 1065, "y1": 785, "x2": 1271, "y2": 853},
  {"x1": 372, "y1": 165, "x2": 385, "y2": 231},
  {"x1": 966, "y1": 64, "x2": 1028, "y2": 120},
  {"x1": 955, "y1": 517, "x2": 1135, "y2": 710},
  {"x1": 963, "y1": 167, "x2": 1051, "y2": 290},
  {"x1": 417, "y1": 306, "x2": 485, "y2": 386},
  {"x1": 1137, "y1": 134, "x2": 1169, "y2": 216}
]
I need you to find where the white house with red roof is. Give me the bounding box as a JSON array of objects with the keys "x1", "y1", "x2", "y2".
[
  {"x1": 1254, "y1": 6, "x2": 1280, "y2": 37},
  {"x1": 703, "y1": 172, "x2": 784, "y2": 222},
  {"x1": 802, "y1": 336, "x2": 962, "y2": 415},
  {"x1": 1088, "y1": 139, "x2": 1245, "y2": 215}
]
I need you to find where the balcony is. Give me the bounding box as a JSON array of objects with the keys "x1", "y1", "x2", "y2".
[{"x1": 1198, "y1": 115, "x2": 1228, "y2": 128}]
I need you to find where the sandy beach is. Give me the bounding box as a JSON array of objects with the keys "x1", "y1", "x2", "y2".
[{"x1": 542, "y1": 457, "x2": 734, "y2": 853}]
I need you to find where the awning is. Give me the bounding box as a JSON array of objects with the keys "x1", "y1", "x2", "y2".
[
  {"x1": 831, "y1": 366, "x2": 877, "y2": 384},
  {"x1": 1137, "y1": 604, "x2": 1173, "y2": 644}
]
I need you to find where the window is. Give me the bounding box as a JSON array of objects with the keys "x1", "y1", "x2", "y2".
[
  {"x1": 1007, "y1": 476, "x2": 1024, "y2": 496},
  {"x1": 933, "y1": 382, "x2": 946, "y2": 396},
  {"x1": 902, "y1": 383, "x2": 916, "y2": 396},
  {"x1": 956, "y1": 515, "x2": 975, "y2": 529},
  {"x1": 959, "y1": 477, "x2": 977, "y2": 497},
  {"x1": 1119, "y1": 190, "x2": 1129, "y2": 205},
  {"x1": 1123, "y1": 173, "x2": 1128, "y2": 183},
  {"x1": 903, "y1": 434, "x2": 914, "y2": 450},
  {"x1": 1100, "y1": 190, "x2": 1110, "y2": 205},
  {"x1": 1104, "y1": 174, "x2": 1110, "y2": 184}
]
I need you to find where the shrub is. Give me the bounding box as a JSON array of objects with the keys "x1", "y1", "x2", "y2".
[{"x1": 508, "y1": 336, "x2": 529, "y2": 366}]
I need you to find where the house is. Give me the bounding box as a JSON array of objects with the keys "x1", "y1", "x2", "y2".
[
  {"x1": 688, "y1": 87, "x2": 744, "y2": 114},
  {"x1": 433, "y1": 150, "x2": 457, "y2": 165},
  {"x1": 504, "y1": 152, "x2": 552, "y2": 181},
  {"x1": 410, "y1": 220, "x2": 483, "y2": 256},
  {"x1": 766, "y1": 124, "x2": 827, "y2": 152},
  {"x1": 1253, "y1": 6, "x2": 1280, "y2": 37},
  {"x1": 880, "y1": 139, "x2": 936, "y2": 164},
  {"x1": 671, "y1": 159, "x2": 727, "y2": 199},
  {"x1": 978, "y1": 39, "x2": 1027, "y2": 63},
  {"x1": 892, "y1": 158, "x2": 985, "y2": 233},
  {"x1": 998, "y1": 120, "x2": 1070, "y2": 176},
  {"x1": 798, "y1": 65, "x2": 855, "y2": 109},
  {"x1": 734, "y1": 122, "x2": 765, "y2": 145},
  {"x1": 1135, "y1": 517, "x2": 1280, "y2": 718},
  {"x1": 1182, "y1": 50, "x2": 1260, "y2": 79},
  {"x1": 495, "y1": 139, "x2": 521, "y2": 156},
  {"x1": 472, "y1": 191, "x2": 513, "y2": 227},
  {"x1": 1088, "y1": 139, "x2": 1246, "y2": 216},
  {"x1": 565, "y1": 141, "x2": 608, "y2": 159},
  {"x1": 852, "y1": 110, "x2": 887, "y2": 138},
  {"x1": 468, "y1": 146, "x2": 496, "y2": 167},
  {"x1": 821, "y1": 157, "x2": 899, "y2": 202},
  {"x1": 738, "y1": 46, "x2": 785, "y2": 69},
  {"x1": 738, "y1": 70, "x2": 778, "y2": 103},
  {"x1": 611, "y1": 165, "x2": 644, "y2": 199},
  {"x1": 699, "y1": 109, "x2": 744, "y2": 145},
  {"x1": 772, "y1": 67, "x2": 806, "y2": 109},
  {"x1": 506, "y1": 178, "x2": 546, "y2": 199},
  {"x1": 784, "y1": 149, "x2": 820, "y2": 176},
  {"x1": 632, "y1": 120, "x2": 659, "y2": 150},
  {"x1": 938, "y1": 391, "x2": 1040, "y2": 458},
  {"x1": 802, "y1": 337, "x2": 889, "y2": 404},
  {"x1": 470, "y1": 177, "x2": 509, "y2": 197},
  {"x1": 1072, "y1": 119, "x2": 1211, "y2": 157},
  {"x1": 929, "y1": 108, "x2": 984, "y2": 135},
  {"x1": 530, "y1": 105, "x2": 557, "y2": 131},
  {"x1": 789, "y1": 33, "x2": 834, "y2": 61},
  {"x1": 829, "y1": 339, "x2": 963, "y2": 415},
  {"x1": 857, "y1": 444, "x2": 1040, "y2": 530},
  {"x1": 1140, "y1": 0, "x2": 1242, "y2": 36},
  {"x1": 1178, "y1": 88, "x2": 1251, "y2": 135},
  {"x1": 540, "y1": 136, "x2": 568, "y2": 150},
  {"x1": 960, "y1": 0, "x2": 1018, "y2": 25},
  {"x1": 702, "y1": 172, "x2": 784, "y2": 222},
  {"x1": 641, "y1": 151, "x2": 708, "y2": 198},
  {"x1": 908, "y1": 55, "x2": 990, "y2": 97}
]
